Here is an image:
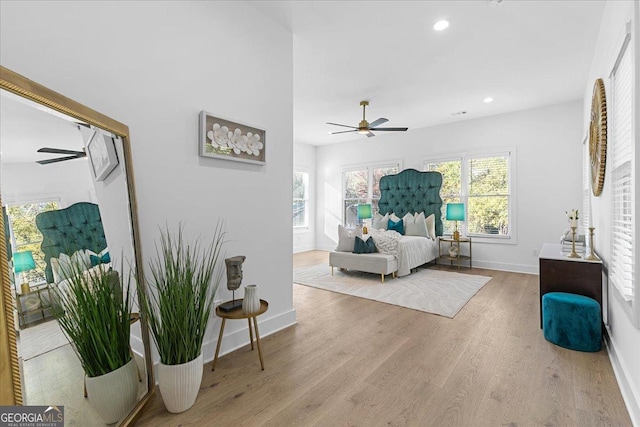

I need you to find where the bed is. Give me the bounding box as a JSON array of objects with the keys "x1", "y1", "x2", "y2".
[
  {"x1": 376, "y1": 168, "x2": 443, "y2": 276},
  {"x1": 35, "y1": 202, "x2": 109, "y2": 284},
  {"x1": 330, "y1": 168, "x2": 443, "y2": 278}
]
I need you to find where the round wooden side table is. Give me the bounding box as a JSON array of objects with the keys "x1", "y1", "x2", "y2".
[{"x1": 211, "y1": 299, "x2": 268, "y2": 371}]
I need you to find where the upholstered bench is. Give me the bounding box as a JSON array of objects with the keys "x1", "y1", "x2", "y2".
[
  {"x1": 542, "y1": 292, "x2": 602, "y2": 352},
  {"x1": 329, "y1": 252, "x2": 397, "y2": 283}
]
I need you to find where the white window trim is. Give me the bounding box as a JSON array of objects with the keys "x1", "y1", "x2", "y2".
[
  {"x1": 607, "y1": 20, "x2": 637, "y2": 327},
  {"x1": 423, "y1": 148, "x2": 517, "y2": 245},
  {"x1": 582, "y1": 132, "x2": 591, "y2": 229},
  {"x1": 293, "y1": 169, "x2": 310, "y2": 230},
  {"x1": 341, "y1": 160, "x2": 402, "y2": 225}
]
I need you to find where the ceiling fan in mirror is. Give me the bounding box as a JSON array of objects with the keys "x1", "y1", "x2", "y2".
[
  {"x1": 327, "y1": 100, "x2": 408, "y2": 138},
  {"x1": 36, "y1": 147, "x2": 86, "y2": 165}
]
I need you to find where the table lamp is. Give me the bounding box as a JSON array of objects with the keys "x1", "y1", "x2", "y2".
[
  {"x1": 446, "y1": 203, "x2": 465, "y2": 241},
  {"x1": 357, "y1": 204, "x2": 373, "y2": 234},
  {"x1": 13, "y1": 250, "x2": 36, "y2": 293}
]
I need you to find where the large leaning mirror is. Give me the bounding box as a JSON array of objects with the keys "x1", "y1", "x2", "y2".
[{"x1": 0, "y1": 66, "x2": 154, "y2": 425}]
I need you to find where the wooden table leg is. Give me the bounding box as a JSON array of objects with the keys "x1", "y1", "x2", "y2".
[
  {"x1": 248, "y1": 318, "x2": 254, "y2": 350},
  {"x1": 252, "y1": 316, "x2": 264, "y2": 370},
  {"x1": 211, "y1": 318, "x2": 226, "y2": 371}
]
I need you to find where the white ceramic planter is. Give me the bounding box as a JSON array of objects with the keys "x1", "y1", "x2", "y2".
[
  {"x1": 85, "y1": 358, "x2": 138, "y2": 424},
  {"x1": 157, "y1": 353, "x2": 203, "y2": 413},
  {"x1": 242, "y1": 284, "x2": 260, "y2": 314}
]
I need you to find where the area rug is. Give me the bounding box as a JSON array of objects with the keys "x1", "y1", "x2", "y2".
[
  {"x1": 293, "y1": 265, "x2": 492, "y2": 318},
  {"x1": 18, "y1": 319, "x2": 69, "y2": 361}
]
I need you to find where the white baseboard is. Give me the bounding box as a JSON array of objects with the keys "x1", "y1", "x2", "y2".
[
  {"x1": 605, "y1": 327, "x2": 640, "y2": 426},
  {"x1": 294, "y1": 244, "x2": 316, "y2": 254},
  {"x1": 201, "y1": 308, "x2": 297, "y2": 365},
  {"x1": 471, "y1": 259, "x2": 538, "y2": 275},
  {"x1": 311, "y1": 246, "x2": 539, "y2": 275}
]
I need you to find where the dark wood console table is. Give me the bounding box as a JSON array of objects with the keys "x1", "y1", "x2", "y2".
[{"x1": 539, "y1": 243, "x2": 603, "y2": 328}]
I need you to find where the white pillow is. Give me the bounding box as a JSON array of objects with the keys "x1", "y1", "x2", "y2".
[
  {"x1": 71, "y1": 249, "x2": 92, "y2": 270},
  {"x1": 51, "y1": 250, "x2": 92, "y2": 283},
  {"x1": 390, "y1": 213, "x2": 402, "y2": 223},
  {"x1": 373, "y1": 213, "x2": 389, "y2": 230},
  {"x1": 51, "y1": 253, "x2": 72, "y2": 284},
  {"x1": 406, "y1": 212, "x2": 429, "y2": 237},
  {"x1": 425, "y1": 214, "x2": 436, "y2": 240},
  {"x1": 335, "y1": 225, "x2": 362, "y2": 252}
]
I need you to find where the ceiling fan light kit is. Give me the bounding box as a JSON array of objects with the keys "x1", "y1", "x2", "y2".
[{"x1": 327, "y1": 100, "x2": 408, "y2": 138}]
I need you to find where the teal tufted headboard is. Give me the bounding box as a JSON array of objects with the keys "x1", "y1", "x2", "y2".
[
  {"x1": 378, "y1": 169, "x2": 444, "y2": 237},
  {"x1": 36, "y1": 202, "x2": 107, "y2": 283}
]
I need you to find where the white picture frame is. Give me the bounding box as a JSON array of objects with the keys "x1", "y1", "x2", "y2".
[
  {"x1": 87, "y1": 132, "x2": 119, "y2": 181},
  {"x1": 199, "y1": 110, "x2": 266, "y2": 165}
]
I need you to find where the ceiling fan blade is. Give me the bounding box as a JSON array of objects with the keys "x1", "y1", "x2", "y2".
[
  {"x1": 330, "y1": 129, "x2": 358, "y2": 135},
  {"x1": 36, "y1": 155, "x2": 83, "y2": 165},
  {"x1": 368, "y1": 118, "x2": 388, "y2": 128},
  {"x1": 37, "y1": 147, "x2": 85, "y2": 155},
  {"x1": 366, "y1": 132, "x2": 375, "y2": 138},
  {"x1": 369, "y1": 127, "x2": 409, "y2": 132},
  {"x1": 326, "y1": 122, "x2": 358, "y2": 129}
]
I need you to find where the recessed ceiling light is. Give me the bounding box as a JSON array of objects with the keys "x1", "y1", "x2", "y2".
[
  {"x1": 433, "y1": 20, "x2": 450, "y2": 31},
  {"x1": 483, "y1": 97, "x2": 494, "y2": 103}
]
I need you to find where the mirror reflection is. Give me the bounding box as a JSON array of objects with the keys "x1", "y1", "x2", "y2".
[{"x1": 1, "y1": 89, "x2": 148, "y2": 425}]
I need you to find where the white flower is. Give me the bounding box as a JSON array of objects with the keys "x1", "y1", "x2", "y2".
[
  {"x1": 247, "y1": 132, "x2": 263, "y2": 156},
  {"x1": 208, "y1": 123, "x2": 230, "y2": 148},
  {"x1": 229, "y1": 128, "x2": 248, "y2": 154}
]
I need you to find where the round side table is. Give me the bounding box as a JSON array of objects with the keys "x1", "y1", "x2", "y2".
[{"x1": 211, "y1": 299, "x2": 268, "y2": 371}]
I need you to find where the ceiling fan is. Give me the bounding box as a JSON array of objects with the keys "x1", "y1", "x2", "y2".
[
  {"x1": 327, "y1": 100, "x2": 408, "y2": 138},
  {"x1": 36, "y1": 147, "x2": 86, "y2": 165}
]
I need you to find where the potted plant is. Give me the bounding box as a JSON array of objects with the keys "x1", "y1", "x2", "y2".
[
  {"x1": 52, "y1": 260, "x2": 138, "y2": 424},
  {"x1": 139, "y1": 223, "x2": 225, "y2": 413}
]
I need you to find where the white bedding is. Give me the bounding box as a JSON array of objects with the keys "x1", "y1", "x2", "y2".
[
  {"x1": 370, "y1": 229, "x2": 438, "y2": 277},
  {"x1": 396, "y1": 235, "x2": 439, "y2": 276}
]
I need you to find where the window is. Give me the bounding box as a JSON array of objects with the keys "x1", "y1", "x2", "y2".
[
  {"x1": 426, "y1": 159, "x2": 461, "y2": 234},
  {"x1": 343, "y1": 163, "x2": 399, "y2": 226},
  {"x1": 426, "y1": 151, "x2": 512, "y2": 239},
  {"x1": 293, "y1": 171, "x2": 309, "y2": 228},
  {"x1": 582, "y1": 136, "x2": 591, "y2": 229},
  {"x1": 6, "y1": 199, "x2": 59, "y2": 283},
  {"x1": 609, "y1": 31, "x2": 634, "y2": 302}
]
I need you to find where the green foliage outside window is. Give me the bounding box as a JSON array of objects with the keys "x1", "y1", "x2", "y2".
[
  {"x1": 427, "y1": 154, "x2": 510, "y2": 237},
  {"x1": 343, "y1": 166, "x2": 398, "y2": 226},
  {"x1": 8, "y1": 200, "x2": 58, "y2": 282}
]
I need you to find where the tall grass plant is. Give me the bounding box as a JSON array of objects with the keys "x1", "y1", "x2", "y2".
[
  {"x1": 140, "y1": 222, "x2": 225, "y2": 365},
  {"x1": 53, "y1": 262, "x2": 132, "y2": 378}
]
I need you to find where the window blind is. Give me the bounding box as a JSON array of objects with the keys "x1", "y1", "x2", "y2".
[
  {"x1": 582, "y1": 138, "x2": 590, "y2": 229},
  {"x1": 610, "y1": 35, "x2": 634, "y2": 301}
]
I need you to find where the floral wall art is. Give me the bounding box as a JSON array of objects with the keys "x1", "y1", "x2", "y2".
[{"x1": 199, "y1": 111, "x2": 266, "y2": 165}]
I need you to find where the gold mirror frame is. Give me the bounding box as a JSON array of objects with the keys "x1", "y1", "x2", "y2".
[
  {"x1": 589, "y1": 78, "x2": 607, "y2": 197},
  {"x1": 0, "y1": 66, "x2": 155, "y2": 424}
]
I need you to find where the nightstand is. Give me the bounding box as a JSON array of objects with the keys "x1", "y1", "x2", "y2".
[
  {"x1": 438, "y1": 237, "x2": 472, "y2": 269},
  {"x1": 16, "y1": 282, "x2": 54, "y2": 328}
]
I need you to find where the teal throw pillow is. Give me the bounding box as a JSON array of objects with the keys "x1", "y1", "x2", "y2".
[
  {"x1": 90, "y1": 252, "x2": 111, "y2": 266},
  {"x1": 353, "y1": 236, "x2": 377, "y2": 254},
  {"x1": 388, "y1": 218, "x2": 405, "y2": 235}
]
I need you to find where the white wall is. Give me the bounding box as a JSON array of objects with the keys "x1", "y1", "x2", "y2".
[
  {"x1": 0, "y1": 0, "x2": 295, "y2": 362},
  {"x1": 293, "y1": 142, "x2": 316, "y2": 253},
  {"x1": 316, "y1": 101, "x2": 583, "y2": 274},
  {"x1": 584, "y1": 1, "x2": 640, "y2": 424},
  {"x1": 1, "y1": 160, "x2": 95, "y2": 208}
]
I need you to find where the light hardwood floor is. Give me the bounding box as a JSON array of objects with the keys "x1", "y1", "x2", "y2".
[{"x1": 136, "y1": 251, "x2": 632, "y2": 426}]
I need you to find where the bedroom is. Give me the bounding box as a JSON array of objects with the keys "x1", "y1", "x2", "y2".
[{"x1": 1, "y1": 1, "x2": 638, "y2": 426}]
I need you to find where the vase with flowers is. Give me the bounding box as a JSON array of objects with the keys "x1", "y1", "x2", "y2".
[
  {"x1": 565, "y1": 209, "x2": 581, "y2": 258},
  {"x1": 566, "y1": 209, "x2": 579, "y2": 228}
]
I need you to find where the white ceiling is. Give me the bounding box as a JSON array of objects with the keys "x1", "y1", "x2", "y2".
[
  {"x1": 0, "y1": 90, "x2": 86, "y2": 164},
  {"x1": 248, "y1": 0, "x2": 605, "y2": 146}
]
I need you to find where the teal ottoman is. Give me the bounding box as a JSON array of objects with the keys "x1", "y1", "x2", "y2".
[{"x1": 542, "y1": 292, "x2": 601, "y2": 352}]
